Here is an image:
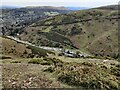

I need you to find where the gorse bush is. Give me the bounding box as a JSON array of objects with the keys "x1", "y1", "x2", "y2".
[
  {"x1": 28, "y1": 57, "x2": 63, "y2": 65},
  {"x1": 43, "y1": 66, "x2": 55, "y2": 73},
  {"x1": 2, "y1": 56, "x2": 12, "y2": 59},
  {"x1": 11, "y1": 61, "x2": 21, "y2": 63},
  {"x1": 28, "y1": 59, "x2": 43, "y2": 64},
  {"x1": 43, "y1": 57, "x2": 63, "y2": 65},
  {"x1": 111, "y1": 64, "x2": 120, "y2": 77},
  {"x1": 54, "y1": 62, "x2": 120, "y2": 90}
]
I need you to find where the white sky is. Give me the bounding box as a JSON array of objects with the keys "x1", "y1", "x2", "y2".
[{"x1": 1, "y1": 0, "x2": 120, "y2": 7}]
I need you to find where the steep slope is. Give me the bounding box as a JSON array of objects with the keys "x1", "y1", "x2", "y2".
[
  {"x1": 19, "y1": 5, "x2": 119, "y2": 59},
  {"x1": 1, "y1": 36, "x2": 53, "y2": 59}
]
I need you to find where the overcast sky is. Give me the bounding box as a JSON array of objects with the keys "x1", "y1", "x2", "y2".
[{"x1": 1, "y1": 0, "x2": 120, "y2": 7}]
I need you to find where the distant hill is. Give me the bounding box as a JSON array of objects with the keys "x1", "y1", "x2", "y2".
[
  {"x1": 25, "y1": 6, "x2": 69, "y2": 10},
  {"x1": 0, "y1": 6, "x2": 20, "y2": 9},
  {"x1": 1, "y1": 6, "x2": 71, "y2": 36},
  {"x1": 1, "y1": 6, "x2": 88, "y2": 10},
  {"x1": 66, "y1": 7, "x2": 89, "y2": 10},
  {"x1": 96, "y1": 4, "x2": 119, "y2": 10},
  {"x1": 19, "y1": 5, "x2": 119, "y2": 59}
]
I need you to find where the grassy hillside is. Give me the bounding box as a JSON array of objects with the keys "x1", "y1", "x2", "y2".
[
  {"x1": 3, "y1": 57, "x2": 120, "y2": 89},
  {"x1": 2, "y1": 5, "x2": 120, "y2": 89},
  {"x1": 1, "y1": 36, "x2": 53, "y2": 58},
  {"x1": 19, "y1": 7, "x2": 119, "y2": 59}
]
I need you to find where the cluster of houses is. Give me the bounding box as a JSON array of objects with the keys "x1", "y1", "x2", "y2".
[{"x1": 59, "y1": 49, "x2": 91, "y2": 58}]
